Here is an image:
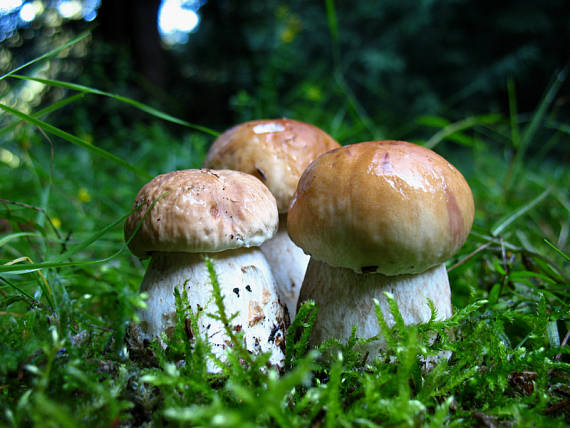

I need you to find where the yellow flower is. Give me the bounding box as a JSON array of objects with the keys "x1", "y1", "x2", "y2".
[
  {"x1": 52, "y1": 217, "x2": 61, "y2": 229},
  {"x1": 279, "y1": 16, "x2": 302, "y2": 44},
  {"x1": 77, "y1": 188, "x2": 91, "y2": 203},
  {"x1": 305, "y1": 85, "x2": 322, "y2": 101},
  {"x1": 280, "y1": 28, "x2": 296, "y2": 43}
]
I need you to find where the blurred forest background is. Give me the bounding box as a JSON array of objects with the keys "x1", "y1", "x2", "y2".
[
  {"x1": 1, "y1": 0, "x2": 568, "y2": 150},
  {"x1": 1, "y1": 2, "x2": 569, "y2": 425}
]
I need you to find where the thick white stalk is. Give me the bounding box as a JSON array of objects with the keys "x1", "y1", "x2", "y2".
[
  {"x1": 139, "y1": 248, "x2": 286, "y2": 372},
  {"x1": 298, "y1": 259, "x2": 451, "y2": 360}
]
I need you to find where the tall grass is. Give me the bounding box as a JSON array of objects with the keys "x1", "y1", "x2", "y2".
[{"x1": 0, "y1": 32, "x2": 568, "y2": 427}]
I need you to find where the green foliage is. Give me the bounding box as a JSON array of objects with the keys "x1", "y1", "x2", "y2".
[
  {"x1": 207, "y1": 0, "x2": 569, "y2": 141},
  {"x1": 285, "y1": 300, "x2": 318, "y2": 368},
  {"x1": 0, "y1": 31, "x2": 569, "y2": 428}
]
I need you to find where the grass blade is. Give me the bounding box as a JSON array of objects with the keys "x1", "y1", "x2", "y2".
[
  {"x1": 491, "y1": 187, "x2": 552, "y2": 236},
  {"x1": 503, "y1": 67, "x2": 567, "y2": 191},
  {"x1": 0, "y1": 232, "x2": 41, "y2": 248},
  {"x1": 0, "y1": 103, "x2": 152, "y2": 180},
  {"x1": 334, "y1": 72, "x2": 379, "y2": 139},
  {"x1": 51, "y1": 213, "x2": 131, "y2": 264},
  {"x1": 10, "y1": 75, "x2": 220, "y2": 137},
  {"x1": 520, "y1": 68, "x2": 567, "y2": 153},
  {"x1": 0, "y1": 93, "x2": 86, "y2": 138},
  {"x1": 325, "y1": 0, "x2": 339, "y2": 43},
  {"x1": 544, "y1": 120, "x2": 570, "y2": 135},
  {"x1": 423, "y1": 114, "x2": 501, "y2": 149},
  {"x1": 0, "y1": 209, "x2": 131, "y2": 274},
  {"x1": 544, "y1": 239, "x2": 570, "y2": 261},
  {"x1": 507, "y1": 76, "x2": 521, "y2": 150},
  {"x1": 0, "y1": 250, "x2": 123, "y2": 275},
  {"x1": 323, "y1": 0, "x2": 378, "y2": 139},
  {"x1": 2, "y1": 257, "x2": 54, "y2": 308},
  {"x1": 0, "y1": 276, "x2": 37, "y2": 302},
  {"x1": 0, "y1": 31, "x2": 91, "y2": 81}
]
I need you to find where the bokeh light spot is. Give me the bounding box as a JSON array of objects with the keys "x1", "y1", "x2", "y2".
[
  {"x1": 19, "y1": 2, "x2": 36, "y2": 22},
  {"x1": 158, "y1": 0, "x2": 203, "y2": 45},
  {"x1": 56, "y1": 0, "x2": 82, "y2": 19}
]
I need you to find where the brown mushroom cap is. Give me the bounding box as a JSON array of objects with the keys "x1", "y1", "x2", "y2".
[
  {"x1": 287, "y1": 141, "x2": 474, "y2": 275},
  {"x1": 125, "y1": 169, "x2": 278, "y2": 258},
  {"x1": 203, "y1": 119, "x2": 340, "y2": 212}
]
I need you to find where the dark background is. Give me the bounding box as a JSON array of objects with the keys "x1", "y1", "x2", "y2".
[{"x1": 1, "y1": 0, "x2": 568, "y2": 145}]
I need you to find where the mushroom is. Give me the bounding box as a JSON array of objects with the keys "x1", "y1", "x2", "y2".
[
  {"x1": 203, "y1": 119, "x2": 340, "y2": 319},
  {"x1": 288, "y1": 141, "x2": 474, "y2": 361},
  {"x1": 124, "y1": 169, "x2": 287, "y2": 371}
]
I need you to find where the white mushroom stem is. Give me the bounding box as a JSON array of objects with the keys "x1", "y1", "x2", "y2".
[
  {"x1": 260, "y1": 214, "x2": 310, "y2": 320},
  {"x1": 139, "y1": 247, "x2": 286, "y2": 372},
  {"x1": 298, "y1": 259, "x2": 452, "y2": 360}
]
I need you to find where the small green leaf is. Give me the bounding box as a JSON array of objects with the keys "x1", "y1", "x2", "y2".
[{"x1": 488, "y1": 283, "x2": 501, "y2": 304}]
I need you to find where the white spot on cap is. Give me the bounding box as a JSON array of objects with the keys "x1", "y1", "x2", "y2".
[{"x1": 253, "y1": 123, "x2": 285, "y2": 134}]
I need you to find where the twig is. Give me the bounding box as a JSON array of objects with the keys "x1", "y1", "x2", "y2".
[
  {"x1": 546, "y1": 398, "x2": 570, "y2": 414},
  {"x1": 472, "y1": 411, "x2": 499, "y2": 428},
  {"x1": 447, "y1": 240, "x2": 495, "y2": 272},
  {"x1": 87, "y1": 323, "x2": 113, "y2": 333}
]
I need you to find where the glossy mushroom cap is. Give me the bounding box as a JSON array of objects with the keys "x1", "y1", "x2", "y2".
[
  {"x1": 288, "y1": 141, "x2": 474, "y2": 276},
  {"x1": 203, "y1": 119, "x2": 340, "y2": 212},
  {"x1": 125, "y1": 169, "x2": 278, "y2": 258}
]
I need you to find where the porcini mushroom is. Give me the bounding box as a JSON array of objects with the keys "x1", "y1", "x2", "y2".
[
  {"x1": 203, "y1": 119, "x2": 340, "y2": 319},
  {"x1": 288, "y1": 141, "x2": 474, "y2": 360},
  {"x1": 124, "y1": 169, "x2": 287, "y2": 371}
]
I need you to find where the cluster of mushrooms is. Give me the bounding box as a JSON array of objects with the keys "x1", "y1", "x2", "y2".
[{"x1": 124, "y1": 119, "x2": 474, "y2": 372}]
